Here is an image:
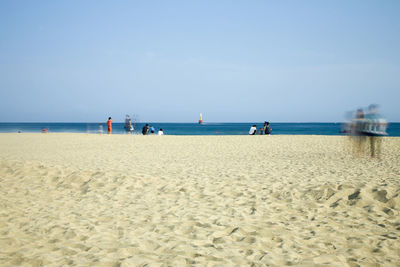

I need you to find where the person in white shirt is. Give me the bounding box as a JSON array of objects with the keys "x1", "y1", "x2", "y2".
[
  {"x1": 158, "y1": 128, "x2": 164, "y2": 135},
  {"x1": 249, "y1": 125, "x2": 257, "y2": 135}
]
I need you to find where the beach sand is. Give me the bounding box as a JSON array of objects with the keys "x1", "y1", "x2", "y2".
[{"x1": 0, "y1": 133, "x2": 399, "y2": 266}]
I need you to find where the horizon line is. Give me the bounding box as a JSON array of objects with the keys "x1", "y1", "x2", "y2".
[{"x1": 1, "y1": 121, "x2": 399, "y2": 124}]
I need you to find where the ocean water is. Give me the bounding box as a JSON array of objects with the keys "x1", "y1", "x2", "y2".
[{"x1": 1, "y1": 122, "x2": 400, "y2": 136}]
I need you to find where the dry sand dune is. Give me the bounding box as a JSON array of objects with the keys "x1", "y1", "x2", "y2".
[{"x1": 0, "y1": 133, "x2": 399, "y2": 266}]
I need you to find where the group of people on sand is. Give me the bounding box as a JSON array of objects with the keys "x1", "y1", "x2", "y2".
[
  {"x1": 249, "y1": 121, "x2": 272, "y2": 135},
  {"x1": 342, "y1": 104, "x2": 388, "y2": 158},
  {"x1": 106, "y1": 116, "x2": 164, "y2": 135},
  {"x1": 142, "y1": 124, "x2": 164, "y2": 135}
]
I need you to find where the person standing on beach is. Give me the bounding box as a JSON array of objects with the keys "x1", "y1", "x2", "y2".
[
  {"x1": 363, "y1": 104, "x2": 388, "y2": 159},
  {"x1": 124, "y1": 115, "x2": 133, "y2": 134},
  {"x1": 249, "y1": 125, "x2": 257, "y2": 135},
  {"x1": 353, "y1": 108, "x2": 366, "y2": 155},
  {"x1": 107, "y1": 117, "x2": 113, "y2": 134}
]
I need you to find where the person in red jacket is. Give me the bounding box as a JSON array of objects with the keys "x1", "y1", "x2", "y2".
[{"x1": 107, "y1": 117, "x2": 113, "y2": 134}]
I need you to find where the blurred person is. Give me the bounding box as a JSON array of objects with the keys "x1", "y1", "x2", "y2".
[
  {"x1": 107, "y1": 117, "x2": 113, "y2": 134},
  {"x1": 124, "y1": 115, "x2": 133, "y2": 134},
  {"x1": 150, "y1": 125, "x2": 155, "y2": 134},
  {"x1": 352, "y1": 108, "x2": 366, "y2": 155},
  {"x1": 158, "y1": 128, "x2": 164, "y2": 135},
  {"x1": 249, "y1": 125, "x2": 257, "y2": 135},
  {"x1": 362, "y1": 104, "x2": 388, "y2": 159},
  {"x1": 342, "y1": 111, "x2": 355, "y2": 154},
  {"x1": 354, "y1": 108, "x2": 365, "y2": 134},
  {"x1": 259, "y1": 128, "x2": 264, "y2": 135}
]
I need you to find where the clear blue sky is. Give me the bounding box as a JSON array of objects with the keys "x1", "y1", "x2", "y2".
[{"x1": 1, "y1": 0, "x2": 399, "y2": 122}]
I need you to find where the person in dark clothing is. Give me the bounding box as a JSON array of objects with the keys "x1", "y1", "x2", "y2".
[
  {"x1": 142, "y1": 124, "x2": 149, "y2": 135},
  {"x1": 264, "y1": 121, "x2": 272, "y2": 135}
]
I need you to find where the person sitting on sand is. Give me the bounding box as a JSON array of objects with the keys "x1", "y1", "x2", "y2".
[
  {"x1": 158, "y1": 128, "x2": 164, "y2": 135},
  {"x1": 107, "y1": 117, "x2": 113, "y2": 134},
  {"x1": 142, "y1": 124, "x2": 149, "y2": 135},
  {"x1": 150, "y1": 125, "x2": 155, "y2": 134},
  {"x1": 264, "y1": 121, "x2": 272, "y2": 135},
  {"x1": 249, "y1": 125, "x2": 257, "y2": 135}
]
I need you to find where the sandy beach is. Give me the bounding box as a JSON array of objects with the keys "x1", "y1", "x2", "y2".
[{"x1": 0, "y1": 133, "x2": 399, "y2": 266}]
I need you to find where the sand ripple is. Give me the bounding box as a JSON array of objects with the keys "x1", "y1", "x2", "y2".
[{"x1": 0, "y1": 134, "x2": 399, "y2": 266}]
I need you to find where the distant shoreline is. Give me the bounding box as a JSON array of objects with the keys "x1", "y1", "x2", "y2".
[
  {"x1": 1, "y1": 121, "x2": 400, "y2": 124},
  {"x1": 1, "y1": 133, "x2": 400, "y2": 139},
  {"x1": 1, "y1": 122, "x2": 399, "y2": 136}
]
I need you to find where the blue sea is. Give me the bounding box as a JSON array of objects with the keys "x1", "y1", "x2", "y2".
[{"x1": 1, "y1": 122, "x2": 400, "y2": 136}]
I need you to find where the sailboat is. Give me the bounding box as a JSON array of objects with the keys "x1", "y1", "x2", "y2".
[{"x1": 199, "y1": 113, "x2": 203, "y2": 124}]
